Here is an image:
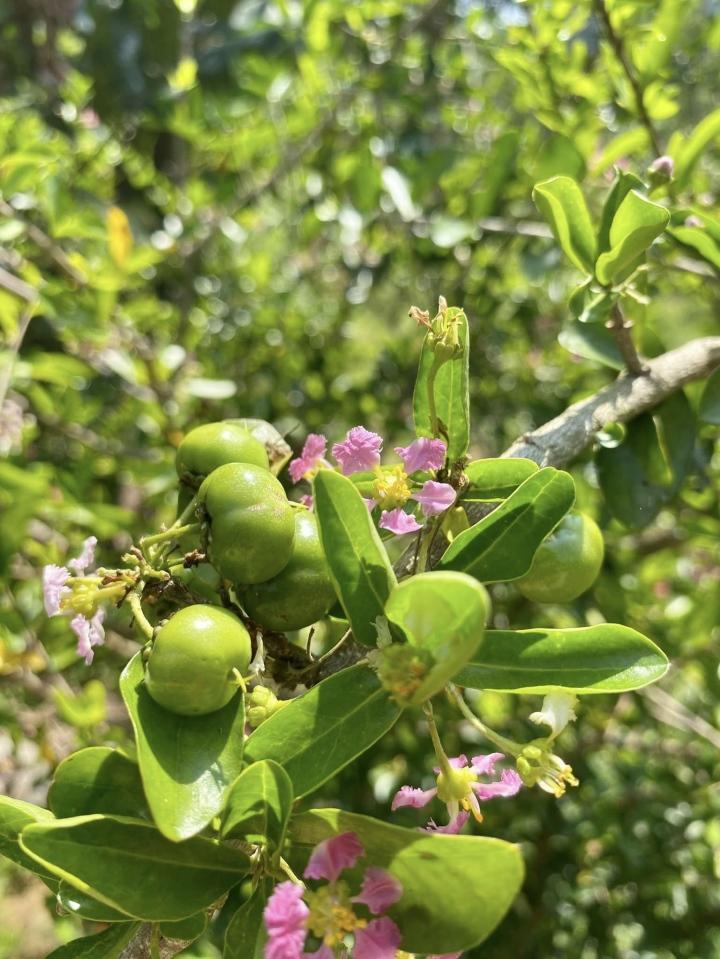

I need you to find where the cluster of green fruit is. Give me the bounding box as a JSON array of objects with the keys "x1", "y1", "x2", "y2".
[{"x1": 144, "y1": 422, "x2": 336, "y2": 718}]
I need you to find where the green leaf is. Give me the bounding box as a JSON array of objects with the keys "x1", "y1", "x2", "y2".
[
  {"x1": 57, "y1": 882, "x2": 133, "y2": 923},
  {"x1": 463, "y1": 457, "x2": 539, "y2": 500},
  {"x1": 244, "y1": 665, "x2": 401, "y2": 798},
  {"x1": 412, "y1": 308, "x2": 470, "y2": 461},
  {"x1": 455, "y1": 625, "x2": 669, "y2": 694},
  {"x1": 383, "y1": 571, "x2": 490, "y2": 705},
  {"x1": 224, "y1": 884, "x2": 269, "y2": 959},
  {"x1": 48, "y1": 747, "x2": 149, "y2": 820},
  {"x1": 0, "y1": 795, "x2": 57, "y2": 882},
  {"x1": 595, "y1": 190, "x2": 669, "y2": 285},
  {"x1": 597, "y1": 171, "x2": 646, "y2": 255},
  {"x1": 699, "y1": 368, "x2": 720, "y2": 424},
  {"x1": 558, "y1": 319, "x2": 624, "y2": 370},
  {"x1": 533, "y1": 176, "x2": 596, "y2": 273},
  {"x1": 120, "y1": 652, "x2": 246, "y2": 842},
  {"x1": 221, "y1": 760, "x2": 293, "y2": 854},
  {"x1": 20, "y1": 814, "x2": 250, "y2": 921},
  {"x1": 44, "y1": 923, "x2": 141, "y2": 959},
  {"x1": 675, "y1": 108, "x2": 720, "y2": 188},
  {"x1": 313, "y1": 470, "x2": 396, "y2": 646},
  {"x1": 160, "y1": 912, "x2": 209, "y2": 942},
  {"x1": 290, "y1": 809, "x2": 524, "y2": 954},
  {"x1": 669, "y1": 224, "x2": 720, "y2": 271},
  {"x1": 439, "y1": 468, "x2": 576, "y2": 582}
]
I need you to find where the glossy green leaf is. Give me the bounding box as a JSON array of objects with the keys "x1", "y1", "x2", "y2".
[
  {"x1": 20, "y1": 814, "x2": 250, "y2": 921},
  {"x1": 224, "y1": 884, "x2": 269, "y2": 959},
  {"x1": 439, "y1": 468, "x2": 575, "y2": 582},
  {"x1": 558, "y1": 319, "x2": 624, "y2": 370},
  {"x1": 44, "y1": 923, "x2": 141, "y2": 959},
  {"x1": 58, "y1": 882, "x2": 133, "y2": 922},
  {"x1": 699, "y1": 368, "x2": 720, "y2": 424},
  {"x1": 120, "y1": 652, "x2": 245, "y2": 842},
  {"x1": 48, "y1": 747, "x2": 149, "y2": 820},
  {"x1": 0, "y1": 795, "x2": 56, "y2": 882},
  {"x1": 412, "y1": 308, "x2": 470, "y2": 461},
  {"x1": 222, "y1": 760, "x2": 293, "y2": 854},
  {"x1": 463, "y1": 457, "x2": 539, "y2": 500},
  {"x1": 244, "y1": 665, "x2": 401, "y2": 798},
  {"x1": 383, "y1": 571, "x2": 490, "y2": 705},
  {"x1": 597, "y1": 171, "x2": 646, "y2": 255},
  {"x1": 160, "y1": 912, "x2": 209, "y2": 942},
  {"x1": 669, "y1": 224, "x2": 720, "y2": 271},
  {"x1": 313, "y1": 470, "x2": 396, "y2": 646},
  {"x1": 533, "y1": 176, "x2": 596, "y2": 273},
  {"x1": 595, "y1": 190, "x2": 669, "y2": 285},
  {"x1": 455, "y1": 625, "x2": 668, "y2": 694},
  {"x1": 290, "y1": 809, "x2": 524, "y2": 954}
]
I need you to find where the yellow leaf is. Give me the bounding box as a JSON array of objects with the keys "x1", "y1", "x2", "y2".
[{"x1": 107, "y1": 206, "x2": 133, "y2": 268}]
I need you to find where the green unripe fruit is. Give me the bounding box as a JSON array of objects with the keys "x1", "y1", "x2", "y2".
[
  {"x1": 517, "y1": 512, "x2": 604, "y2": 603},
  {"x1": 144, "y1": 605, "x2": 251, "y2": 716},
  {"x1": 242, "y1": 512, "x2": 336, "y2": 632},
  {"x1": 200, "y1": 463, "x2": 295, "y2": 584},
  {"x1": 176, "y1": 422, "x2": 269, "y2": 482}
]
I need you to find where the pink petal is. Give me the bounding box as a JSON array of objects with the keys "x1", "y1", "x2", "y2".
[
  {"x1": 71, "y1": 615, "x2": 94, "y2": 666},
  {"x1": 394, "y1": 438, "x2": 447, "y2": 473},
  {"x1": 391, "y1": 785, "x2": 437, "y2": 811},
  {"x1": 433, "y1": 755, "x2": 469, "y2": 774},
  {"x1": 89, "y1": 608, "x2": 106, "y2": 647},
  {"x1": 425, "y1": 812, "x2": 470, "y2": 835},
  {"x1": 352, "y1": 867, "x2": 403, "y2": 914},
  {"x1": 412, "y1": 481, "x2": 456, "y2": 517},
  {"x1": 42, "y1": 564, "x2": 70, "y2": 616},
  {"x1": 469, "y1": 753, "x2": 504, "y2": 776},
  {"x1": 379, "y1": 508, "x2": 422, "y2": 535},
  {"x1": 303, "y1": 831, "x2": 364, "y2": 883},
  {"x1": 331, "y1": 426, "x2": 383, "y2": 475},
  {"x1": 68, "y1": 536, "x2": 97, "y2": 574},
  {"x1": 289, "y1": 433, "x2": 328, "y2": 483},
  {"x1": 263, "y1": 881, "x2": 308, "y2": 959},
  {"x1": 473, "y1": 768, "x2": 523, "y2": 801},
  {"x1": 354, "y1": 917, "x2": 402, "y2": 959},
  {"x1": 299, "y1": 494, "x2": 314, "y2": 510}
]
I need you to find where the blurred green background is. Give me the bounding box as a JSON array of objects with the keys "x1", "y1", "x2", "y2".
[{"x1": 1, "y1": 0, "x2": 720, "y2": 956}]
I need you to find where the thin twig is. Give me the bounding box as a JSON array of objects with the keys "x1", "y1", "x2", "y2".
[{"x1": 606, "y1": 302, "x2": 647, "y2": 375}]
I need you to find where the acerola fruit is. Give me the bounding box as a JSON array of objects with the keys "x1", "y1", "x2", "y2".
[
  {"x1": 242, "y1": 512, "x2": 336, "y2": 631},
  {"x1": 144, "y1": 605, "x2": 251, "y2": 716},
  {"x1": 516, "y1": 512, "x2": 604, "y2": 603},
  {"x1": 176, "y1": 422, "x2": 269, "y2": 482},
  {"x1": 200, "y1": 463, "x2": 295, "y2": 584}
]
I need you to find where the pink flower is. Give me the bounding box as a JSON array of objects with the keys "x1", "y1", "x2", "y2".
[
  {"x1": 379, "y1": 508, "x2": 422, "y2": 535},
  {"x1": 332, "y1": 426, "x2": 383, "y2": 475},
  {"x1": 43, "y1": 564, "x2": 70, "y2": 616},
  {"x1": 391, "y1": 753, "x2": 522, "y2": 831},
  {"x1": 70, "y1": 609, "x2": 105, "y2": 666},
  {"x1": 354, "y1": 917, "x2": 402, "y2": 959},
  {"x1": 263, "y1": 881, "x2": 309, "y2": 959},
  {"x1": 351, "y1": 867, "x2": 403, "y2": 914},
  {"x1": 395, "y1": 438, "x2": 447, "y2": 473},
  {"x1": 68, "y1": 536, "x2": 97, "y2": 574},
  {"x1": 289, "y1": 434, "x2": 329, "y2": 484},
  {"x1": 299, "y1": 494, "x2": 314, "y2": 510},
  {"x1": 425, "y1": 813, "x2": 471, "y2": 835},
  {"x1": 412, "y1": 481, "x2": 456, "y2": 516},
  {"x1": 304, "y1": 831, "x2": 364, "y2": 883}
]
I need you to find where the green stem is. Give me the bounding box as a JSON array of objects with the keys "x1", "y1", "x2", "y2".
[
  {"x1": 447, "y1": 684, "x2": 522, "y2": 756},
  {"x1": 149, "y1": 924, "x2": 161, "y2": 959},
  {"x1": 142, "y1": 522, "x2": 200, "y2": 549},
  {"x1": 278, "y1": 857, "x2": 304, "y2": 886},
  {"x1": 422, "y1": 701, "x2": 454, "y2": 776},
  {"x1": 416, "y1": 516, "x2": 442, "y2": 573},
  {"x1": 127, "y1": 591, "x2": 155, "y2": 641}
]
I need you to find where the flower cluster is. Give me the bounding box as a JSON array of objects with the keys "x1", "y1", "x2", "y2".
[
  {"x1": 42, "y1": 537, "x2": 124, "y2": 665},
  {"x1": 289, "y1": 428, "x2": 456, "y2": 535},
  {"x1": 392, "y1": 753, "x2": 522, "y2": 834},
  {"x1": 264, "y1": 831, "x2": 403, "y2": 959}
]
